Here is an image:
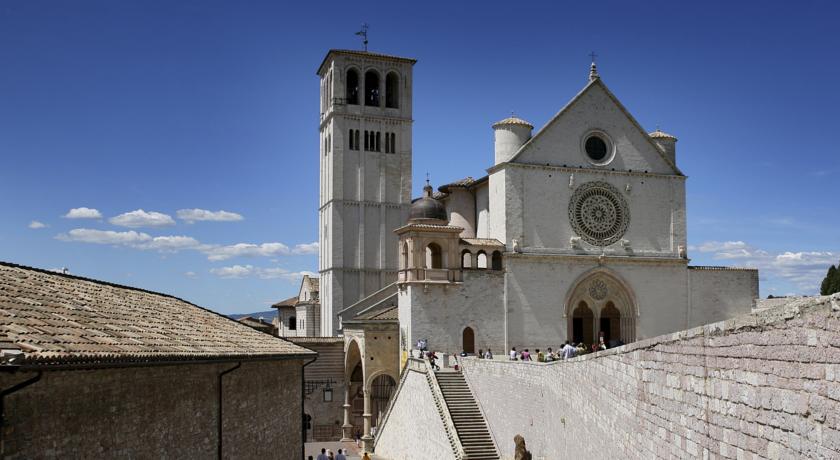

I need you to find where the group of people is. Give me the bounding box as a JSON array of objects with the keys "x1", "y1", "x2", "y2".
[
  {"x1": 507, "y1": 337, "x2": 624, "y2": 362},
  {"x1": 311, "y1": 447, "x2": 370, "y2": 460}
]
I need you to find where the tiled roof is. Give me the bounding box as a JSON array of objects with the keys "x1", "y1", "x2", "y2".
[
  {"x1": 492, "y1": 116, "x2": 533, "y2": 129},
  {"x1": 288, "y1": 337, "x2": 344, "y2": 344},
  {"x1": 0, "y1": 262, "x2": 315, "y2": 367},
  {"x1": 272, "y1": 296, "x2": 298, "y2": 308},
  {"x1": 461, "y1": 238, "x2": 505, "y2": 247},
  {"x1": 649, "y1": 129, "x2": 677, "y2": 140},
  {"x1": 355, "y1": 305, "x2": 398, "y2": 321}
]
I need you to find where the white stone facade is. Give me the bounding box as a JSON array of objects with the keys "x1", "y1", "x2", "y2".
[
  {"x1": 394, "y1": 69, "x2": 758, "y2": 355},
  {"x1": 318, "y1": 50, "x2": 415, "y2": 336}
]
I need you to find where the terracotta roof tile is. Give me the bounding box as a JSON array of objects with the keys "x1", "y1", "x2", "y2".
[{"x1": 0, "y1": 262, "x2": 314, "y2": 367}]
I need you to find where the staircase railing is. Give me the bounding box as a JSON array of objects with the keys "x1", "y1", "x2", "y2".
[{"x1": 425, "y1": 360, "x2": 467, "y2": 460}]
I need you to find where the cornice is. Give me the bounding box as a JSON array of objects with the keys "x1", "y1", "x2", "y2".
[{"x1": 486, "y1": 161, "x2": 687, "y2": 180}]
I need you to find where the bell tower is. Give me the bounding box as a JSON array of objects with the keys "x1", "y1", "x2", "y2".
[{"x1": 317, "y1": 49, "x2": 416, "y2": 336}]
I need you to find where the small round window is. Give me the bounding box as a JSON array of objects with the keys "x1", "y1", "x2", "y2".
[
  {"x1": 581, "y1": 131, "x2": 614, "y2": 165},
  {"x1": 585, "y1": 136, "x2": 607, "y2": 161}
]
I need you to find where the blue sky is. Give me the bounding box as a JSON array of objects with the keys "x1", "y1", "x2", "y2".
[{"x1": 1, "y1": 1, "x2": 838, "y2": 314}]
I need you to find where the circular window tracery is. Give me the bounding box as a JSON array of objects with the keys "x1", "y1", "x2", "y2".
[
  {"x1": 568, "y1": 181, "x2": 630, "y2": 246},
  {"x1": 581, "y1": 130, "x2": 615, "y2": 165}
]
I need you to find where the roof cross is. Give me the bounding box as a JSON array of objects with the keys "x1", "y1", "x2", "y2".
[
  {"x1": 589, "y1": 51, "x2": 598, "y2": 63},
  {"x1": 355, "y1": 24, "x2": 369, "y2": 51}
]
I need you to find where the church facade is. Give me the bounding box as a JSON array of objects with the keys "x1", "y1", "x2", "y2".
[{"x1": 315, "y1": 49, "x2": 758, "y2": 446}]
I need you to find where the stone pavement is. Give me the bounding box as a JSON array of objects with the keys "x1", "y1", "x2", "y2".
[{"x1": 304, "y1": 441, "x2": 388, "y2": 460}]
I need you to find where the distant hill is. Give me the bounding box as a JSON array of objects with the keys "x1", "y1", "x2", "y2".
[{"x1": 228, "y1": 310, "x2": 276, "y2": 321}]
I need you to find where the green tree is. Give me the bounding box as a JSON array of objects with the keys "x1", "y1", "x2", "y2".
[{"x1": 821, "y1": 263, "x2": 839, "y2": 295}]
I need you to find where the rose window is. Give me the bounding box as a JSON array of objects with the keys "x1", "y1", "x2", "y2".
[{"x1": 569, "y1": 181, "x2": 630, "y2": 246}]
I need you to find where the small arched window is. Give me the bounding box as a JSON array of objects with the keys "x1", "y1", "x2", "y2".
[
  {"x1": 461, "y1": 250, "x2": 472, "y2": 269},
  {"x1": 491, "y1": 251, "x2": 502, "y2": 270},
  {"x1": 401, "y1": 242, "x2": 409, "y2": 269},
  {"x1": 365, "y1": 70, "x2": 380, "y2": 106},
  {"x1": 426, "y1": 243, "x2": 443, "y2": 269},
  {"x1": 346, "y1": 69, "x2": 359, "y2": 105},
  {"x1": 385, "y1": 72, "x2": 399, "y2": 108},
  {"x1": 477, "y1": 251, "x2": 487, "y2": 269},
  {"x1": 288, "y1": 316, "x2": 297, "y2": 330}
]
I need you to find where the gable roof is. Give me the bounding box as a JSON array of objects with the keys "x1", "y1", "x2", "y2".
[
  {"x1": 505, "y1": 78, "x2": 683, "y2": 176},
  {"x1": 0, "y1": 262, "x2": 315, "y2": 368},
  {"x1": 272, "y1": 296, "x2": 298, "y2": 308}
]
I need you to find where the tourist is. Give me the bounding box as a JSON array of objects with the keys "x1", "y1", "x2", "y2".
[
  {"x1": 460, "y1": 350, "x2": 468, "y2": 357},
  {"x1": 509, "y1": 347, "x2": 518, "y2": 360},
  {"x1": 561, "y1": 341, "x2": 575, "y2": 360},
  {"x1": 485, "y1": 348, "x2": 493, "y2": 359},
  {"x1": 427, "y1": 350, "x2": 440, "y2": 371},
  {"x1": 327, "y1": 449, "x2": 335, "y2": 460},
  {"x1": 521, "y1": 349, "x2": 532, "y2": 361},
  {"x1": 477, "y1": 349, "x2": 484, "y2": 358},
  {"x1": 336, "y1": 449, "x2": 347, "y2": 460},
  {"x1": 545, "y1": 347, "x2": 554, "y2": 362},
  {"x1": 354, "y1": 430, "x2": 361, "y2": 447},
  {"x1": 536, "y1": 349, "x2": 545, "y2": 362},
  {"x1": 576, "y1": 343, "x2": 586, "y2": 355},
  {"x1": 362, "y1": 453, "x2": 371, "y2": 460},
  {"x1": 317, "y1": 448, "x2": 329, "y2": 460}
]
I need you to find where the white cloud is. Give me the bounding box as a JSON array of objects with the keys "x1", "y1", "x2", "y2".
[
  {"x1": 292, "y1": 241, "x2": 319, "y2": 255},
  {"x1": 28, "y1": 221, "x2": 47, "y2": 229},
  {"x1": 56, "y1": 228, "x2": 152, "y2": 245},
  {"x1": 209, "y1": 265, "x2": 316, "y2": 282},
  {"x1": 109, "y1": 209, "x2": 176, "y2": 228},
  {"x1": 176, "y1": 209, "x2": 244, "y2": 223},
  {"x1": 210, "y1": 265, "x2": 255, "y2": 278},
  {"x1": 693, "y1": 240, "x2": 838, "y2": 292},
  {"x1": 204, "y1": 242, "x2": 291, "y2": 261},
  {"x1": 184, "y1": 271, "x2": 197, "y2": 279},
  {"x1": 141, "y1": 235, "x2": 202, "y2": 251},
  {"x1": 63, "y1": 207, "x2": 102, "y2": 219}
]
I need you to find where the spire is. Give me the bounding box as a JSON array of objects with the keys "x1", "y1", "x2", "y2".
[
  {"x1": 423, "y1": 173, "x2": 433, "y2": 197},
  {"x1": 589, "y1": 51, "x2": 599, "y2": 81}
]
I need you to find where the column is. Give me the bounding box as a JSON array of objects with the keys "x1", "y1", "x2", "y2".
[
  {"x1": 340, "y1": 382, "x2": 353, "y2": 441},
  {"x1": 361, "y1": 387, "x2": 373, "y2": 451}
]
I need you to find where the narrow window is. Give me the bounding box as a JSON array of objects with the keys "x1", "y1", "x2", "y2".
[
  {"x1": 385, "y1": 72, "x2": 399, "y2": 108},
  {"x1": 385, "y1": 134, "x2": 390, "y2": 154},
  {"x1": 376, "y1": 132, "x2": 381, "y2": 152},
  {"x1": 355, "y1": 130, "x2": 360, "y2": 150},
  {"x1": 349, "y1": 129, "x2": 354, "y2": 150},
  {"x1": 346, "y1": 69, "x2": 359, "y2": 105},
  {"x1": 364, "y1": 130, "x2": 369, "y2": 151},
  {"x1": 391, "y1": 133, "x2": 396, "y2": 153},
  {"x1": 289, "y1": 316, "x2": 297, "y2": 330},
  {"x1": 365, "y1": 70, "x2": 380, "y2": 106}
]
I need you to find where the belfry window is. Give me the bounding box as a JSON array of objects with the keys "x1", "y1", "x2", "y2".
[
  {"x1": 491, "y1": 251, "x2": 502, "y2": 270},
  {"x1": 426, "y1": 243, "x2": 443, "y2": 269},
  {"x1": 477, "y1": 251, "x2": 487, "y2": 269},
  {"x1": 385, "y1": 72, "x2": 399, "y2": 108},
  {"x1": 375, "y1": 132, "x2": 381, "y2": 152},
  {"x1": 364, "y1": 131, "x2": 369, "y2": 151},
  {"x1": 346, "y1": 69, "x2": 359, "y2": 105},
  {"x1": 461, "y1": 249, "x2": 472, "y2": 269},
  {"x1": 365, "y1": 70, "x2": 380, "y2": 106}
]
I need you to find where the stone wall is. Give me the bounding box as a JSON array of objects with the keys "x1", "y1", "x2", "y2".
[
  {"x1": 461, "y1": 295, "x2": 840, "y2": 459},
  {"x1": 0, "y1": 359, "x2": 303, "y2": 459},
  {"x1": 689, "y1": 266, "x2": 758, "y2": 328},
  {"x1": 374, "y1": 365, "x2": 454, "y2": 460}
]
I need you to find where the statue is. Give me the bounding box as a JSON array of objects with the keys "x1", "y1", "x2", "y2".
[
  {"x1": 678, "y1": 244, "x2": 687, "y2": 259},
  {"x1": 514, "y1": 434, "x2": 532, "y2": 460},
  {"x1": 512, "y1": 239, "x2": 522, "y2": 253}
]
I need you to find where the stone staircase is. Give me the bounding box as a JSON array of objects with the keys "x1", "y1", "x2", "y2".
[{"x1": 435, "y1": 371, "x2": 500, "y2": 460}]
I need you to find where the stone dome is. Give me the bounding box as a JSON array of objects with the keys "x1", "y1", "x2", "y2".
[{"x1": 409, "y1": 183, "x2": 448, "y2": 223}]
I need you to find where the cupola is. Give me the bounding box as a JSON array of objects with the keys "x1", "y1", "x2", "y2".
[
  {"x1": 493, "y1": 116, "x2": 533, "y2": 165},
  {"x1": 649, "y1": 129, "x2": 678, "y2": 165},
  {"x1": 409, "y1": 182, "x2": 448, "y2": 224}
]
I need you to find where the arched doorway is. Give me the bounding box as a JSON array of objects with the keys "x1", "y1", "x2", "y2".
[
  {"x1": 343, "y1": 340, "x2": 364, "y2": 440},
  {"x1": 600, "y1": 301, "x2": 621, "y2": 343},
  {"x1": 462, "y1": 327, "x2": 475, "y2": 354},
  {"x1": 369, "y1": 374, "x2": 396, "y2": 431},
  {"x1": 565, "y1": 269, "x2": 637, "y2": 345},
  {"x1": 571, "y1": 301, "x2": 594, "y2": 344}
]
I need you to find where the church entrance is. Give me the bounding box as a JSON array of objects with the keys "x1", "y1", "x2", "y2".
[
  {"x1": 565, "y1": 270, "x2": 637, "y2": 346},
  {"x1": 462, "y1": 327, "x2": 475, "y2": 354},
  {"x1": 572, "y1": 301, "x2": 594, "y2": 344}
]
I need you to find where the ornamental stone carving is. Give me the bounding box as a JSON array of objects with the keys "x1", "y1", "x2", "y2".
[
  {"x1": 568, "y1": 181, "x2": 630, "y2": 247},
  {"x1": 588, "y1": 278, "x2": 608, "y2": 300}
]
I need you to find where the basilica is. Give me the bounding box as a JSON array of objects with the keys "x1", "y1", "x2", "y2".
[{"x1": 298, "y1": 48, "x2": 759, "y2": 447}]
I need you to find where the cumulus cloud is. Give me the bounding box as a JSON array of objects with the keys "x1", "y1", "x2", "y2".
[
  {"x1": 56, "y1": 228, "x2": 152, "y2": 245},
  {"x1": 140, "y1": 235, "x2": 202, "y2": 251},
  {"x1": 28, "y1": 221, "x2": 47, "y2": 229},
  {"x1": 204, "y1": 242, "x2": 291, "y2": 261},
  {"x1": 109, "y1": 209, "x2": 176, "y2": 228},
  {"x1": 692, "y1": 240, "x2": 837, "y2": 292},
  {"x1": 63, "y1": 207, "x2": 102, "y2": 219},
  {"x1": 184, "y1": 271, "x2": 198, "y2": 279},
  {"x1": 292, "y1": 241, "x2": 319, "y2": 255},
  {"x1": 209, "y1": 265, "x2": 316, "y2": 282},
  {"x1": 176, "y1": 209, "x2": 244, "y2": 223}
]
